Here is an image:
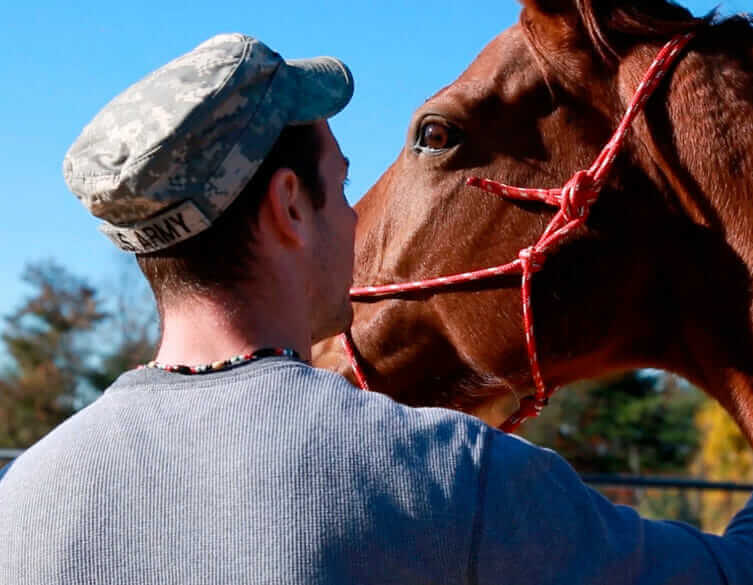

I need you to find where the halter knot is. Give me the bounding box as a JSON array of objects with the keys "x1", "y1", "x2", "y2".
[
  {"x1": 518, "y1": 246, "x2": 546, "y2": 271},
  {"x1": 560, "y1": 169, "x2": 598, "y2": 221}
]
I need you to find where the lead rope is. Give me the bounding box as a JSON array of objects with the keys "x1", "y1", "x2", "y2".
[{"x1": 342, "y1": 33, "x2": 695, "y2": 432}]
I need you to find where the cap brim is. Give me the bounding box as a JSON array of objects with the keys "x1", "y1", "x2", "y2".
[{"x1": 284, "y1": 56, "x2": 354, "y2": 124}]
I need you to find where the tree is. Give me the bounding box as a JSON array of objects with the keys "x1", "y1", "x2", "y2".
[
  {"x1": 692, "y1": 400, "x2": 753, "y2": 533},
  {"x1": 0, "y1": 258, "x2": 158, "y2": 448},
  {"x1": 524, "y1": 371, "x2": 703, "y2": 474},
  {"x1": 0, "y1": 262, "x2": 106, "y2": 447},
  {"x1": 522, "y1": 371, "x2": 705, "y2": 524},
  {"x1": 82, "y1": 256, "x2": 157, "y2": 396}
]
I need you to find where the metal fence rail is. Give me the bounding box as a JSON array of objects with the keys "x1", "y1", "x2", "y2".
[
  {"x1": 0, "y1": 449, "x2": 23, "y2": 460},
  {"x1": 581, "y1": 474, "x2": 753, "y2": 493}
]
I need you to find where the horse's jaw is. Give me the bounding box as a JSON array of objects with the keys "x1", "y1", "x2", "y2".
[{"x1": 311, "y1": 315, "x2": 531, "y2": 430}]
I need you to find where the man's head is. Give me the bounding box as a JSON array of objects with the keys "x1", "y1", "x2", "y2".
[{"x1": 63, "y1": 33, "x2": 356, "y2": 342}]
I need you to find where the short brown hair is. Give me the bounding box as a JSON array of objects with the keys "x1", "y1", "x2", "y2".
[{"x1": 137, "y1": 123, "x2": 324, "y2": 307}]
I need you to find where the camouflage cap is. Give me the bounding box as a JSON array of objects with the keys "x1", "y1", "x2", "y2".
[{"x1": 63, "y1": 33, "x2": 354, "y2": 253}]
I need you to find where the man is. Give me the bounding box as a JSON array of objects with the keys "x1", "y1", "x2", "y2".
[{"x1": 1, "y1": 33, "x2": 752, "y2": 585}]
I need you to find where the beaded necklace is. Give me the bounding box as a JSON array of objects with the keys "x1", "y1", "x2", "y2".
[{"x1": 140, "y1": 347, "x2": 302, "y2": 375}]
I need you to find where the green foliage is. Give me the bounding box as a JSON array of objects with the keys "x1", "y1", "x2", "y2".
[
  {"x1": 524, "y1": 371, "x2": 704, "y2": 474},
  {"x1": 0, "y1": 259, "x2": 157, "y2": 448},
  {"x1": 0, "y1": 262, "x2": 106, "y2": 447},
  {"x1": 521, "y1": 372, "x2": 749, "y2": 528}
]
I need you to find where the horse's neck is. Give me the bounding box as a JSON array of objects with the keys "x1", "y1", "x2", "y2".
[
  {"x1": 671, "y1": 45, "x2": 753, "y2": 254},
  {"x1": 636, "y1": 40, "x2": 753, "y2": 440}
]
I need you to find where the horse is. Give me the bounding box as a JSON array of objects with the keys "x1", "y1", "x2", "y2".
[{"x1": 313, "y1": 0, "x2": 753, "y2": 442}]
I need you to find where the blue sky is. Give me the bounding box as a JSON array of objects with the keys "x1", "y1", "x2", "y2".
[{"x1": 0, "y1": 0, "x2": 737, "y2": 318}]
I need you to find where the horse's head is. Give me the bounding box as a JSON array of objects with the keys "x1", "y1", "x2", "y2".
[{"x1": 315, "y1": 1, "x2": 753, "y2": 435}]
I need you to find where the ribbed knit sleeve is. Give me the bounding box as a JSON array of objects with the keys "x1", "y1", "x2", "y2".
[{"x1": 473, "y1": 430, "x2": 753, "y2": 584}]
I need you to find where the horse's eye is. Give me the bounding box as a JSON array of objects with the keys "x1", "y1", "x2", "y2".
[
  {"x1": 416, "y1": 121, "x2": 460, "y2": 152},
  {"x1": 420, "y1": 123, "x2": 449, "y2": 149}
]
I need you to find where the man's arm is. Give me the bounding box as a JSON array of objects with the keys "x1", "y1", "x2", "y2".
[
  {"x1": 697, "y1": 495, "x2": 753, "y2": 584},
  {"x1": 473, "y1": 431, "x2": 753, "y2": 585}
]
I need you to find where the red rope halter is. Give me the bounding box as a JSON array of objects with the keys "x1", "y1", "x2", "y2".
[{"x1": 342, "y1": 33, "x2": 695, "y2": 432}]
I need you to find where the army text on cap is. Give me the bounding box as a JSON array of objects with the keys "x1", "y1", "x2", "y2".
[{"x1": 99, "y1": 201, "x2": 212, "y2": 254}]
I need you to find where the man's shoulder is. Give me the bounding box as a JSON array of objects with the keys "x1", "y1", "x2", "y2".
[
  {"x1": 8, "y1": 360, "x2": 535, "y2": 460},
  {"x1": 296, "y1": 366, "x2": 548, "y2": 482},
  {"x1": 107, "y1": 360, "x2": 505, "y2": 477},
  {"x1": 108, "y1": 359, "x2": 491, "y2": 440},
  {"x1": 303, "y1": 365, "x2": 494, "y2": 441},
  {"x1": 0, "y1": 360, "x2": 538, "y2": 495}
]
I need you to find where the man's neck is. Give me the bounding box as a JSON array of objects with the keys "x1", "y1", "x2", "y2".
[{"x1": 155, "y1": 288, "x2": 312, "y2": 366}]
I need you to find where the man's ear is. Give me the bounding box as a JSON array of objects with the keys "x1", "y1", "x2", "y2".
[{"x1": 259, "y1": 167, "x2": 313, "y2": 249}]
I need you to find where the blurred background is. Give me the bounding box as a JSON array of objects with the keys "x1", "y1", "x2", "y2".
[{"x1": 1, "y1": 0, "x2": 750, "y2": 533}]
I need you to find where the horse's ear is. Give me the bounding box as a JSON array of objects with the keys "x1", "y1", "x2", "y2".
[
  {"x1": 518, "y1": 0, "x2": 603, "y2": 77},
  {"x1": 518, "y1": 0, "x2": 582, "y2": 50},
  {"x1": 520, "y1": 1, "x2": 699, "y2": 65}
]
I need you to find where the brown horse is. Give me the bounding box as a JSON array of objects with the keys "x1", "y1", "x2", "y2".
[{"x1": 314, "y1": 0, "x2": 753, "y2": 442}]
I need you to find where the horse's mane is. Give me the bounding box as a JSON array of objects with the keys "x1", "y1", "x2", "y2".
[
  {"x1": 577, "y1": 0, "x2": 701, "y2": 60},
  {"x1": 524, "y1": 0, "x2": 753, "y2": 65}
]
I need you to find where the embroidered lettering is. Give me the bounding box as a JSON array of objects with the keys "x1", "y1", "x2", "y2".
[
  {"x1": 135, "y1": 231, "x2": 154, "y2": 251},
  {"x1": 154, "y1": 221, "x2": 180, "y2": 242},
  {"x1": 142, "y1": 226, "x2": 165, "y2": 247},
  {"x1": 168, "y1": 212, "x2": 192, "y2": 235},
  {"x1": 116, "y1": 233, "x2": 136, "y2": 252}
]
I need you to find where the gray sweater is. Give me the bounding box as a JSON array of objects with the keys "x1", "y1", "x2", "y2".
[{"x1": 1, "y1": 358, "x2": 751, "y2": 584}]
